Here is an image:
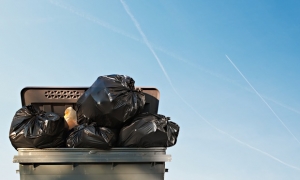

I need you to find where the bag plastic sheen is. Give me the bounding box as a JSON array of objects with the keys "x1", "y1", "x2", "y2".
[
  {"x1": 118, "y1": 112, "x2": 179, "y2": 148},
  {"x1": 9, "y1": 105, "x2": 68, "y2": 149},
  {"x1": 76, "y1": 75, "x2": 145, "y2": 128},
  {"x1": 66, "y1": 123, "x2": 117, "y2": 149}
]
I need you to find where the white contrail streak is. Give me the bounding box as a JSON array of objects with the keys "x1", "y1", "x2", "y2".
[
  {"x1": 120, "y1": 0, "x2": 178, "y2": 94},
  {"x1": 175, "y1": 92, "x2": 300, "y2": 171},
  {"x1": 225, "y1": 55, "x2": 300, "y2": 144},
  {"x1": 49, "y1": 1, "x2": 300, "y2": 117},
  {"x1": 49, "y1": 0, "x2": 300, "y2": 117},
  {"x1": 49, "y1": 0, "x2": 141, "y2": 42},
  {"x1": 266, "y1": 97, "x2": 300, "y2": 115},
  {"x1": 120, "y1": 0, "x2": 300, "y2": 171}
]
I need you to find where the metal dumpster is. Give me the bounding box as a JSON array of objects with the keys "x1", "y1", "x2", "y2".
[{"x1": 13, "y1": 87, "x2": 171, "y2": 180}]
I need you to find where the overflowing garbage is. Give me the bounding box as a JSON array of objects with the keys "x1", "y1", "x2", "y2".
[
  {"x1": 9, "y1": 105, "x2": 68, "y2": 149},
  {"x1": 76, "y1": 75, "x2": 145, "y2": 128},
  {"x1": 118, "y1": 112, "x2": 179, "y2": 147},
  {"x1": 9, "y1": 74, "x2": 180, "y2": 149},
  {"x1": 66, "y1": 123, "x2": 117, "y2": 149}
]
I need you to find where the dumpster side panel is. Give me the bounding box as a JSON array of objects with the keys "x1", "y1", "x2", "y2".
[
  {"x1": 19, "y1": 163, "x2": 165, "y2": 180},
  {"x1": 14, "y1": 87, "x2": 170, "y2": 180}
]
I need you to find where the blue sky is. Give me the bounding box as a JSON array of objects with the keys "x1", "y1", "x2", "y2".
[{"x1": 1, "y1": 0, "x2": 300, "y2": 179}]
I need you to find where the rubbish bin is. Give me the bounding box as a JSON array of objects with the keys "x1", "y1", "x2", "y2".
[{"x1": 13, "y1": 87, "x2": 171, "y2": 180}]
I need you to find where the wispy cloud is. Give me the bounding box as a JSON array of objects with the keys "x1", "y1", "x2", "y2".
[
  {"x1": 120, "y1": 0, "x2": 300, "y2": 171},
  {"x1": 225, "y1": 55, "x2": 300, "y2": 144}
]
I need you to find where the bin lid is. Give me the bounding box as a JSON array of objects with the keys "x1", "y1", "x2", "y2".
[{"x1": 21, "y1": 87, "x2": 160, "y2": 116}]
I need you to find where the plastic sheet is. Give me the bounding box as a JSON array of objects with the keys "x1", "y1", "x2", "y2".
[
  {"x1": 118, "y1": 112, "x2": 179, "y2": 147},
  {"x1": 76, "y1": 75, "x2": 145, "y2": 128},
  {"x1": 9, "y1": 105, "x2": 68, "y2": 149},
  {"x1": 66, "y1": 123, "x2": 117, "y2": 149}
]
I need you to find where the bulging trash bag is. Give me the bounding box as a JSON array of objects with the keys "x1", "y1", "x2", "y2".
[
  {"x1": 66, "y1": 123, "x2": 117, "y2": 149},
  {"x1": 118, "y1": 112, "x2": 179, "y2": 148},
  {"x1": 76, "y1": 75, "x2": 145, "y2": 128},
  {"x1": 9, "y1": 105, "x2": 68, "y2": 149}
]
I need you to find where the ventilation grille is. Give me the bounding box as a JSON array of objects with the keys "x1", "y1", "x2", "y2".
[{"x1": 45, "y1": 90, "x2": 82, "y2": 99}]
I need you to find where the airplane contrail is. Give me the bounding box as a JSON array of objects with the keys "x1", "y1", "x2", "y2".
[
  {"x1": 266, "y1": 97, "x2": 300, "y2": 115},
  {"x1": 225, "y1": 55, "x2": 300, "y2": 144},
  {"x1": 119, "y1": 0, "x2": 177, "y2": 93},
  {"x1": 49, "y1": 0, "x2": 300, "y2": 117},
  {"x1": 48, "y1": 0, "x2": 221, "y2": 85},
  {"x1": 49, "y1": 0, "x2": 141, "y2": 42},
  {"x1": 120, "y1": 0, "x2": 300, "y2": 171}
]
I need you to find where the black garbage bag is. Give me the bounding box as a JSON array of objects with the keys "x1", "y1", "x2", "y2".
[
  {"x1": 9, "y1": 105, "x2": 68, "y2": 149},
  {"x1": 118, "y1": 112, "x2": 179, "y2": 147},
  {"x1": 66, "y1": 123, "x2": 117, "y2": 149},
  {"x1": 76, "y1": 75, "x2": 145, "y2": 128}
]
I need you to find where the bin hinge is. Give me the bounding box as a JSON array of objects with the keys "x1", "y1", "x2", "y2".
[
  {"x1": 111, "y1": 162, "x2": 115, "y2": 170},
  {"x1": 72, "y1": 163, "x2": 78, "y2": 170},
  {"x1": 151, "y1": 162, "x2": 156, "y2": 168},
  {"x1": 16, "y1": 170, "x2": 19, "y2": 174},
  {"x1": 32, "y1": 164, "x2": 39, "y2": 170}
]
